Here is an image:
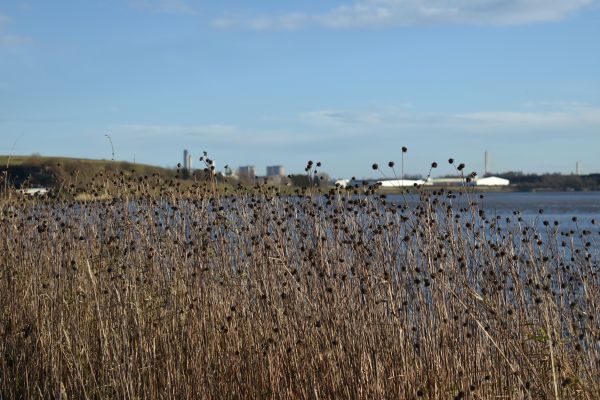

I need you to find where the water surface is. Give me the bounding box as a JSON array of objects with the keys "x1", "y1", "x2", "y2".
[{"x1": 387, "y1": 191, "x2": 600, "y2": 232}]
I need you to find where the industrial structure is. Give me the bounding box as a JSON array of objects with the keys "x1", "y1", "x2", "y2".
[
  {"x1": 377, "y1": 178, "x2": 431, "y2": 187},
  {"x1": 17, "y1": 187, "x2": 49, "y2": 196},
  {"x1": 266, "y1": 165, "x2": 285, "y2": 177},
  {"x1": 238, "y1": 165, "x2": 256, "y2": 179},
  {"x1": 475, "y1": 176, "x2": 510, "y2": 186},
  {"x1": 183, "y1": 149, "x2": 192, "y2": 171},
  {"x1": 373, "y1": 176, "x2": 510, "y2": 187},
  {"x1": 430, "y1": 178, "x2": 464, "y2": 186}
]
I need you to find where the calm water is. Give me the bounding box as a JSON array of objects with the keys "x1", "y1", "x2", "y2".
[{"x1": 386, "y1": 191, "x2": 600, "y2": 231}]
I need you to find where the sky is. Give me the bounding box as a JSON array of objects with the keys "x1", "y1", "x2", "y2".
[{"x1": 1, "y1": 0, "x2": 600, "y2": 179}]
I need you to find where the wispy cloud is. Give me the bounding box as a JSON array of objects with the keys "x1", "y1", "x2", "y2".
[
  {"x1": 299, "y1": 103, "x2": 600, "y2": 136},
  {"x1": 0, "y1": 13, "x2": 32, "y2": 47},
  {"x1": 0, "y1": 14, "x2": 10, "y2": 28},
  {"x1": 110, "y1": 123, "x2": 317, "y2": 146},
  {"x1": 110, "y1": 103, "x2": 600, "y2": 152},
  {"x1": 213, "y1": 0, "x2": 595, "y2": 30},
  {"x1": 112, "y1": 123, "x2": 237, "y2": 137},
  {"x1": 0, "y1": 34, "x2": 32, "y2": 47},
  {"x1": 127, "y1": 0, "x2": 198, "y2": 15},
  {"x1": 519, "y1": 100, "x2": 593, "y2": 110},
  {"x1": 455, "y1": 108, "x2": 600, "y2": 128}
]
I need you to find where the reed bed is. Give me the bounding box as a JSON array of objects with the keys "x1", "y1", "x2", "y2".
[{"x1": 0, "y1": 167, "x2": 599, "y2": 399}]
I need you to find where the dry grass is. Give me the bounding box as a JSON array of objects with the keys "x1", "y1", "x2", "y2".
[{"x1": 0, "y1": 165, "x2": 599, "y2": 399}]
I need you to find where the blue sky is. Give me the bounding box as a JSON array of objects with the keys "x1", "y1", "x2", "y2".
[{"x1": 1, "y1": 0, "x2": 599, "y2": 178}]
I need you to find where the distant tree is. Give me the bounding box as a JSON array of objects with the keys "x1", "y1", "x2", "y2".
[
  {"x1": 404, "y1": 174, "x2": 424, "y2": 180},
  {"x1": 541, "y1": 174, "x2": 583, "y2": 190},
  {"x1": 288, "y1": 174, "x2": 312, "y2": 188},
  {"x1": 316, "y1": 172, "x2": 332, "y2": 187},
  {"x1": 237, "y1": 171, "x2": 255, "y2": 185}
]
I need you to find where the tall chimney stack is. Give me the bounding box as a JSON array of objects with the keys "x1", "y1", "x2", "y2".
[
  {"x1": 484, "y1": 150, "x2": 489, "y2": 176},
  {"x1": 183, "y1": 149, "x2": 191, "y2": 171}
]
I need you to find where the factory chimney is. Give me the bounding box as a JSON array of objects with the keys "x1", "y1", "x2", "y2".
[
  {"x1": 183, "y1": 149, "x2": 192, "y2": 171},
  {"x1": 484, "y1": 150, "x2": 490, "y2": 176}
]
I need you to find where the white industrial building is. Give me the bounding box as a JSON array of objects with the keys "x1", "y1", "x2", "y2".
[
  {"x1": 335, "y1": 179, "x2": 351, "y2": 188},
  {"x1": 337, "y1": 176, "x2": 509, "y2": 188},
  {"x1": 475, "y1": 176, "x2": 510, "y2": 186},
  {"x1": 17, "y1": 188, "x2": 49, "y2": 196},
  {"x1": 377, "y1": 179, "x2": 431, "y2": 187}
]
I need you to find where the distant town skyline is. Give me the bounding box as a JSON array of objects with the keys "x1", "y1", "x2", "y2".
[{"x1": 1, "y1": 1, "x2": 600, "y2": 178}]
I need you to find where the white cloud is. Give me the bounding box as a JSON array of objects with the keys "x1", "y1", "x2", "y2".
[
  {"x1": 112, "y1": 123, "x2": 237, "y2": 138},
  {"x1": 298, "y1": 103, "x2": 600, "y2": 136},
  {"x1": 127, "y1": 0, "x2": 198, "y2": 15},
  {"x1": 211, "y1": 17, "x2": 236, "y2": 29},
  {"x1": 301, "y1": 104, "x2": 418, "y2": 126},
  {"x1": 455, "y1": 105, "x2": 600, "y2": 128},
  {"x1": 0, "y1": 12, "x2": 32, "y2": 47},
  {"x1": 0, "y1": 14, "x2": 10, "y2": 28},
  {"x1": 110, "y1": 123, "x2": 318, "y2": 146},
  {"x1": 111, "y1": 103, "x2": 600, "y2": 153},
  {"x1": 0, "y1": 34, "x2": 32, "y2": 47},
  {"x1": 519, "y1": 100, "x2": 592, "y2": 110},
  {"x1": 213, "y1": 0, "x2": 595, "y2": 30}
]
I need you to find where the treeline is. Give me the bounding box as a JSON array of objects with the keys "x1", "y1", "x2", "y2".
[{"x1": 494, "y1": 172, "x2": 600, "y2": 190}]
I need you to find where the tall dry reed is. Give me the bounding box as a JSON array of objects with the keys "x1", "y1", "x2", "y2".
[{"x1": 0, "y1": 165, "x2": 599, "y2": 399}]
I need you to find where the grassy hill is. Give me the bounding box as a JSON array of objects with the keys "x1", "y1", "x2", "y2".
[{"x1": 0, "y1": 155, "x2": 179, "y2": 189}]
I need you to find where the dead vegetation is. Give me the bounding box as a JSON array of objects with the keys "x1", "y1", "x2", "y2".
[{"x1": 0, "y1": 159, "x2": 599, "y2": 399}]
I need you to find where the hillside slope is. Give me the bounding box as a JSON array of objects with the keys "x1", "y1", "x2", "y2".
[{"x1": 0, "y1": 155, "x2": 178, "y2": 189}]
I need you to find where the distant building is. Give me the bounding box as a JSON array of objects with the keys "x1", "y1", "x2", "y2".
[
  {"x1": 207, "y1": 159, "x2": 216, "y2": 173},
  {"x1": 266, "y1": 165, "x2": 285, "y2": 177},
  {"x1": 378, "y1": 178, "x2": 431, "y2": 187},
  {"x1": 238, "y1": 166, "x2": 256, "y2": 179},
  {"x1": 335, "y1": 179, "x2": 351, "y2": 188},
  {"x1": 183, "y1": 149, "x2": 192, "y2": 171},
  {"x1": 17, "y1": 188, "x2": 49, "y2": 196},
  {"x1": 475, "y1": 176, "x2": 510, "y2": 186},
  {"x1": 431, "y1": 178, "x2": 465, "y2": 186}
]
